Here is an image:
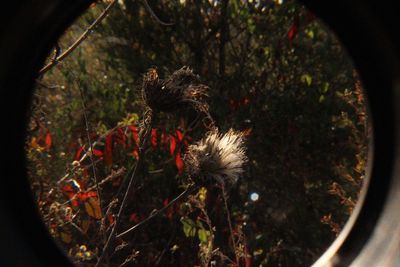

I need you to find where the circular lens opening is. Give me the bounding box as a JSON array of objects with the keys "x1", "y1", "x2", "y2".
[{"x1": 26, "y1": 1, "x2": 370, "y2": 266}]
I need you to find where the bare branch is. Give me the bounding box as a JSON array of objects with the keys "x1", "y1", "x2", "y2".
[
  {"x1": 140, "y1": 0, "x2": 174, "y2": 26},
  {"x1": 221, "y1": 184, "x2": 240, "y2": 266},
  {"x1": 95, "y1": 109, "x2": 155, "y2": 267},
  {"x1": 38, "y1": 0, "x2": 118, "y2": 75},
  {"x1": 116, "y1": 184, "x2": 195, "y2": 238},
  {"x1": 60, "y1": 166, "x2": 126, "y2": 207},
  {"x1": 78, "y1": 82, "x2": 104, "y2": 213}
]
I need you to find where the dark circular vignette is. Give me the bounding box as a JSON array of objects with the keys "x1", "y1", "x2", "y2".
[
  {"x1": 0, "y1": 1, "x2": 399, "y2": 267},
  {"x1": 0, "y1": 1, "x2": 94, "y2": 266}
]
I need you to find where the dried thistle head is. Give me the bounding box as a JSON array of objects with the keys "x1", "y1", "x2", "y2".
[
  {"x1": 184, "y1": 128, "x2": 248, "y2": 185},
  {"x1": 142, "y1": 66, "x2": 208, "y2": 112}
]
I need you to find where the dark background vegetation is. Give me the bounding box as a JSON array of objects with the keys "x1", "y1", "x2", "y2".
[{"x1": 27, "y1": 0, "x2": 368, "y2": 266}]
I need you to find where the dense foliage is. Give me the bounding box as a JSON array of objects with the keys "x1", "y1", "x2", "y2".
[{"x1": 27, "y1": 0, "x2": 368, "y2": 266}]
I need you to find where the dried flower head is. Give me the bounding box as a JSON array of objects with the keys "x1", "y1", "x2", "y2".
[
  {"x1": 142, "y1": 66, "x2": 208, "y2": 112},
  {"x1": 184, "y1": 128, "x2": 248, "y2": 185}
]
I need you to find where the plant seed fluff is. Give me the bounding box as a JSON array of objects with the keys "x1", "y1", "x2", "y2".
[{"x1": 184, "y1": 128, "x2": 248, "y2": 185}]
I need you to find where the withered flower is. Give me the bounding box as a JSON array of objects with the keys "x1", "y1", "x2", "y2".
[
  {"x1": 142, "y1": 66, "x2": 208, "y2": 112},
  {"x1": 184, "y1": 128, "x2": 248, "y2": 185}
]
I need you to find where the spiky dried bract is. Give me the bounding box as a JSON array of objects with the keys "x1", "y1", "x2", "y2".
[
  {"x1": 142, "y1": 66, "x2": 208, "y2": 112},
  {"x1": 184, "y1": 128, "x2": 248, "y2": 185}
]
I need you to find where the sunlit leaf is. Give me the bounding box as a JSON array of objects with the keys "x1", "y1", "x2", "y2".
[
  {"x1": 108, "y1": 213, "x2": 114, "y2": 225},
  {"x1": 78, "y1": 191, "x2": 97, "y2": 201},
  {"x1": 301, "y1": 74, "x2": 312, "y2": 86},
  {"x1": 45, "y1": 130, "x2": 52, "y2": 150},
  {"x1": 132, "y1": 147, "x2": 139, "y2": 159},
  {"x1": 306, "y1": 29, "x2": 314, "y2": 39},
  {"x1": 176, "y1": 130, "x2": 184, "y2": 142},
  {"x1": 84, "y1": 197, "x2": 102, "y2": 219},
  {"x1": 175, "y1": 153, "x2": 184, "y2": 174},
  {"x1": 198, "y1": 187, "x2": 207, "y2": 202},
  {"x1": 181, "y1": 217, "x2": 196, "y2": 237},
  {"x1": 170, "y1": 244, "x2": 179, "y2": 252},
  {"x1": 92, "y1": 148, "x2": 103, "y2": 157},
  {"x1": 75, "y1": 146, "x2": 85, "y2": 161},
  {"x1": 198, "y1": 229, "x2": 210, "y2": 244},
  {"x1": 170, "y1": 135, "x2": 177, "y2": 155},
  {"x1": 128, "y1": 125, "x2": 139, "y2": 145}
]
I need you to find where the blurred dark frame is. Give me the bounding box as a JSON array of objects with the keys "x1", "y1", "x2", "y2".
[{"x1": 0, "y1": 0, "x2": 399, "y2": 266}]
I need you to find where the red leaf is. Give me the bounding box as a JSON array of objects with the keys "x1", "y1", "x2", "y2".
[
  {"x1": 45, "y1": 130, "x2": 52, "y2": 150},
  {"x1": 61, "y1": 185, "x2": 74, "y2": 193},
  {"x1": 116, "y1": 128, "x2": 126, "y2": 147},
  {"x1": 71, "y1": 199, "x2": 79, "y2": 207},
  {"x1": 176, "y1": 130, "x2": 184, "y2": 142},
  {"x1": 77, "y1": 191, "x2": 98, "y2": 201},
  {"x1": 244, "y1": 243, "x2": 251, "y2": 267},
  {"x1": 104, "y1": 133, "x2": 113, "y2": 166},
  {"x1": 245, "y1": 255, "x2": 251, "y2": 267},
  {"x1": 175, "y1": 153, "x2": 184, "y2": 174},
  {"x1": 128, "y1": 125, "x2": 139, "y2": 145},
  {"x1": 240, "y1": 96, "x2": 250, "y2": 106},
  {"x1": 160, "y1": 130, "x2": 167, "y2": 146},
  {"x1": 169, "y1": 135, "x2": 177, "y2": 155},
  {"x1": 129, "y1": 213, "x2": 139, "y2": 223},
  {"x1": 92, "y1": 148, "x2": 103, "y2": 157},
  {"x1": 163, "y1": 199, "x2": 174, "y2": 222},
  {"x1": 108, "y1": 214, "x2": 114, "y2": 225},
  {"x1": 287, "y1": 16, "x2": 300, "y2": 42},
  {"x1": 61, "y1": 185, "x2": 79, "y2": 207},
  {"x1": 163, "y1": 198, "x2": 169, "y2": 206},
  {"x1": 112, "y1": 177, "x2": 121, "y2": 187},
  {"x1": 151, "y1": 128, "x2": 157, "y2": 148},
  {"x1": 132, "y1": 147, "x2": 139, "y2": 159},
  {"x1": 75, "y1": 146, "x2": 85, "y2": 160},
  {"x1": 287, "y1": 23, "x2": 298, "y2": 42}
]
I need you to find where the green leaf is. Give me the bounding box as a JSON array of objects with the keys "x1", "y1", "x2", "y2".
[
  {"x1": 301, "y1": 74, "x2": 312, "y2": 86},
  {"x1": 322, "y1": 82, "x2": 329, "y2": 93},
  {"x1": 198, "y1": 229, "x2": 210, "y2": 244},
  {"x1": 319, "y1": 95, "x2": 325, "y2": 103},
  {"x1": 231, "y1": 0, "x2": 239, "y2": 14},
  {"x1": 306, "y1": 29, "x2": 314, "y2": 39},
  {"x1": 181, "y1": 217, "x2": 197, "y2": 237},
  {"x1": 248, "y1": 18, "x2": 256, "y2": 33}
]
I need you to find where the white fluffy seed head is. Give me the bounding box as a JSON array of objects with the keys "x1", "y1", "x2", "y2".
[{"x1": 184, "y1": 128, "x2": 248, "y2": 185}]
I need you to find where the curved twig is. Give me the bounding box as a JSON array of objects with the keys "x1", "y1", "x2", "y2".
[
  {"x1": 140, "y1": 0, "x2": 174, "y2": 26},
  {"x1": 95, "y1": 109, "x2": 155, "y2": 267},
  {"x1": 38, "y1": 0, "x2": 118, "y2": 75},
  {"x1": 116, "y1": 184, "x2": 195, "y2": 238}
]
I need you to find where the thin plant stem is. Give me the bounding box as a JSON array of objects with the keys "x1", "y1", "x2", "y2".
[
  {"x1": 116, "y1": 184, "x2": 195, "y2": 238},
  {"x1": 221, "y1": 184, "x2": 239, "y2": 266},
  {"x1": 95, "y1": 109, "x2": 154, "y2": 267},
  {"x1": 39, "y1": 0, "x2": 118, "y2": 75},
  {"x1": 78, "y1": 84, "x2": 104, "y2": 214},
  {"x1": 140, "y1": 0, "x2": 174, "y2": 26}
]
